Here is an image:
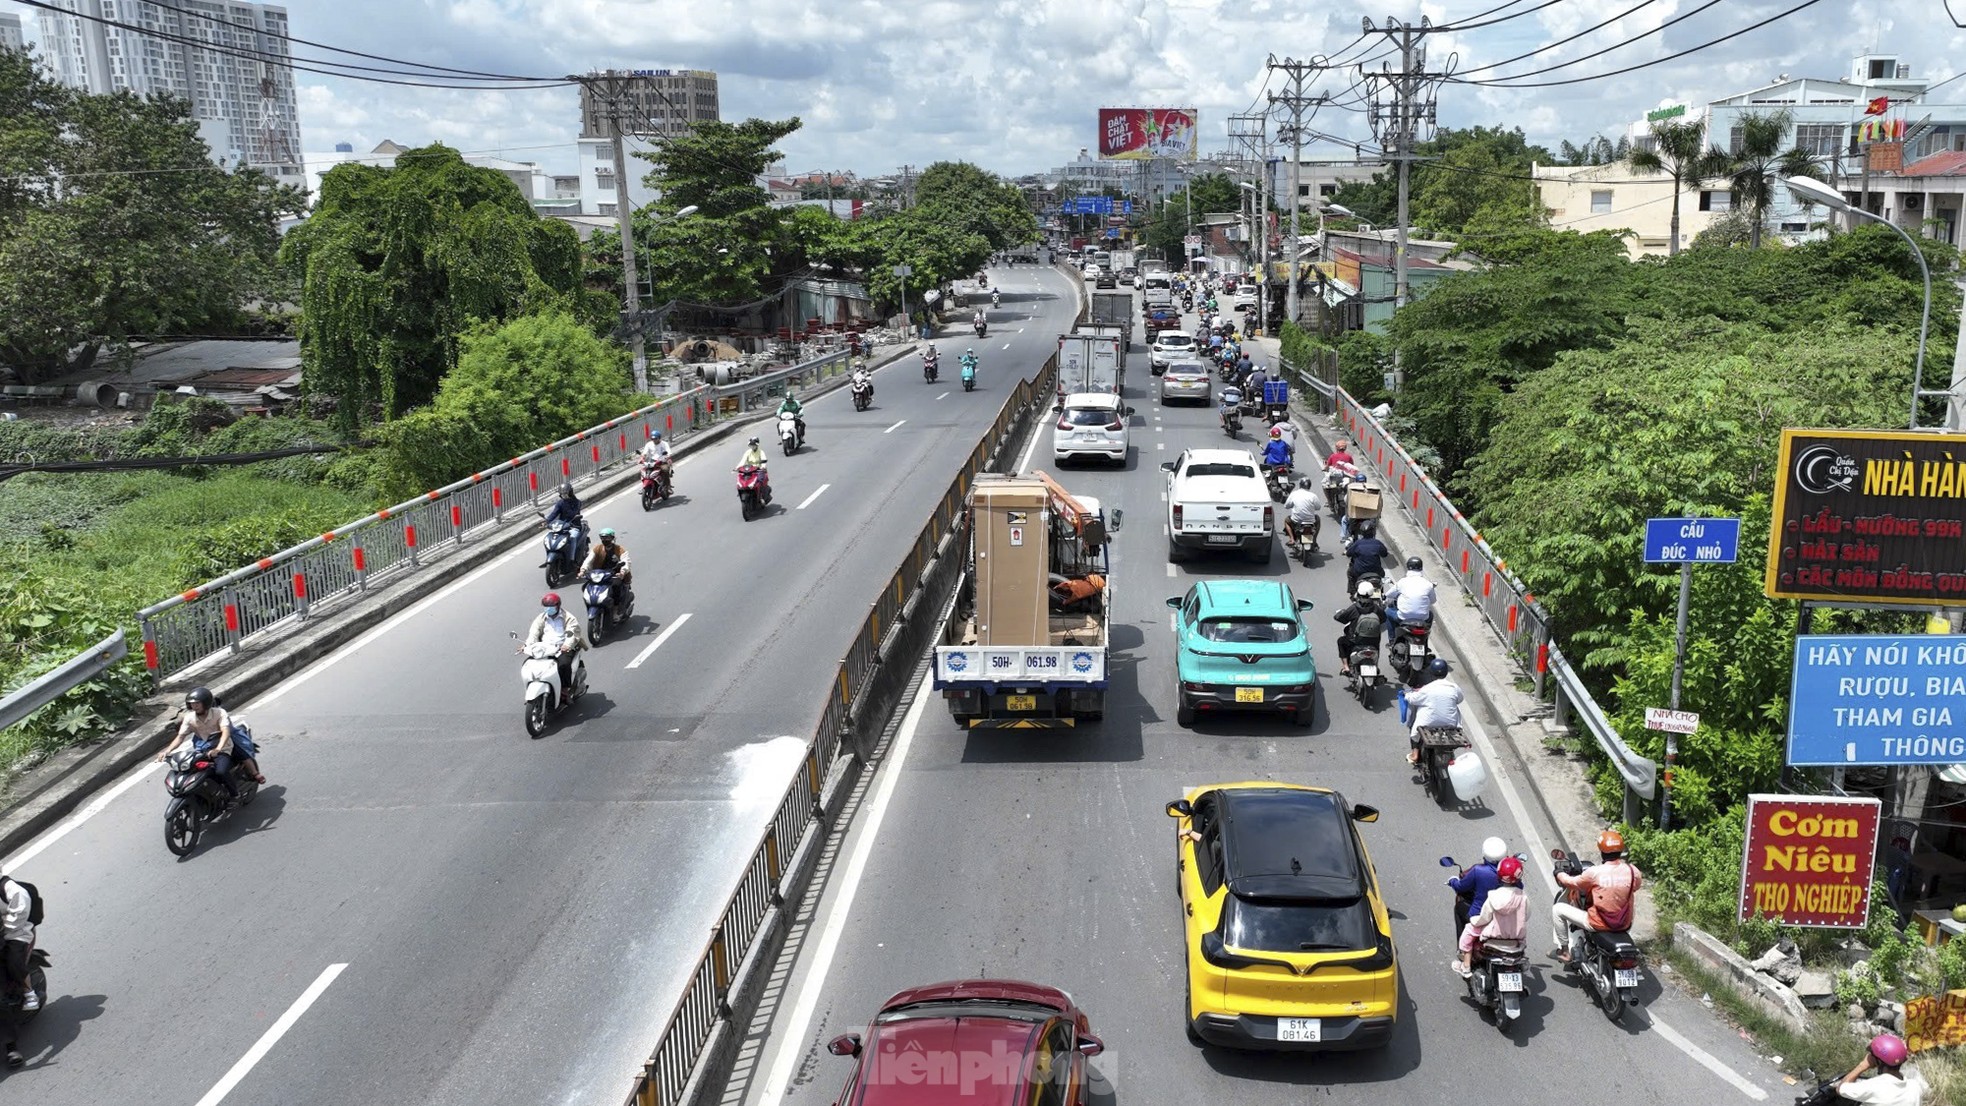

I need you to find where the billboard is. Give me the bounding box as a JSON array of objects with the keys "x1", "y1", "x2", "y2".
[
  {"x1": 1737, "y1": 794, "x2": 1880, "y2": 928},
  {"x1": 1098, "y1": 108, "x2": 1199, "y2": 161},
  {"x1": 1765, "y1": 428, "x2": 1966, "y2": 605},
  {"x1": 1787, "y1": 633, "x2": 1966, "y2": 765}
]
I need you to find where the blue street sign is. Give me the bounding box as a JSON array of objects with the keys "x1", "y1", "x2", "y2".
[
  {"x1": 1788, "y1": 634, "x2": 1966, "y2": 765},
  {"x1": 1643, "y1": 517, "x2": 1741, "y2": 564}
]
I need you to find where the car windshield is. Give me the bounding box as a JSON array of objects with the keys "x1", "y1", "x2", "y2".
[
  {"x1": 1167, "y1": 365, "x2": 1207, "y2": 379},
  {"x1": 1186, "y1": 462, "x2": 1256, "y2": 478},
  {"x1": 1160, "y1": 335, "x2": 1194, "y2": 348},
  {"x1": 1197, "y1": 617, "x2": 1300, "y2": 644},
  {"x1": 1223, "y1": 892, "x2": 1375, "y2": 953},
  {"x1": 1063, "y1": 407, "x2": 1116, "y2": 427}
]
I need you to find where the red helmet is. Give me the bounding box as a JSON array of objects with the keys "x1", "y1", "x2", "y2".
[
  {"x1": 1869, "y1": 1033, "x2": 1909, "y2": 1067},
  {"x1": 1269, "y1": 426, "x2": 1283, "y2": 438},
  {"x1": 541, "y1": 593, "x2": 562, "y2": 608},
  {"x1": 1598, "y1": 829, "x2": 1626, "y2": 857},
  {"x1": 1497, "y1": 856, "x2": 1523, "y2": 883}
]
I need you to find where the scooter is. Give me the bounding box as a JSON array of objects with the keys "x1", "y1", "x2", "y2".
[
  {"x1": 1440, "y1": 857, "x2": 1530, "y2": 1032},
  {"x1": 516, "y1": 633, "x2": 586, "y2": 738},
  {"x1": 851, "y1": 378, "x2": 873, "y2": 411},
  {"x1": 1411, "y1": 724, "x2": 1470, "y2": 808},
  {"x1": 1553, "y1": 849, "x2": 1645, "y2": 1021},
  {"x1": 923, "y1": 354, "x2": 939, "y2": 383},
  {"x1": 2, "y1": 942, "x2": 49, "y2": 1068},
  {"x1": 541, "y1": 516, "x2": 588, "y2": 587},
  {"x1": 163, "y1": 741, "x2": 262, "y2": 857},
  {"x1": 778, "y1": 412, "x2": 803, "y2": 455},
  {"x1": 1265, "y1": 464, "x2": 1294, "y2": 503},
  {"x1": 1324, "y1": 470, "x2": 1354, "y2": 519},
  {"x1": 1219, "y1": 401, "x2": 1242, "y2": 438},
  {"x1": 639, "y1": 461, "x2": 672, "y2": 510},
  {"x1": 1388, "y1": 616, "x2": 1436, "y2": 687},
  {"x1": 736, "y1": 463, "x2": 773, "y2": 520},
  {"x1": 1346, "y1": 640, "x2": 1383, "y2": 705},
  {"x1": 960, "y1": 359, "x2": 977, "y2": 392},
  {"x1": 974, "y1": 319, "x2": 987, "y2": 339},
  {"x1": 991, "y1": 290, "x2": 1001, "y2": 307},
  {"x1": 582, "y1": 567, "x2": 632, "y2": 646}
]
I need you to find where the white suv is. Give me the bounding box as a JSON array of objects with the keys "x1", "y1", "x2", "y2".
[
  {"x1": 1052, "y1": 392, "x2": 1132, "y2": 466},
  {"x1": 1150, "y1": 331, "x2": 1197, "y2": 372}
]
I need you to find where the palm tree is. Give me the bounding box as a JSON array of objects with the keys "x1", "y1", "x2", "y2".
[
  {"x1": 1714, "y1": 109, "x2": 1823, "y2": 248},
  {"x1": 1629, "y1": 119, "x2": 1728, "y2": 256}
]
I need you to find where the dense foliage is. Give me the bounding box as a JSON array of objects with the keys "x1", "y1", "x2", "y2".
[
  {"x1": 0, "y1": 48, "x2": 304, "y2": 383},
  {"x1": 1329, "y1": 126, "x2": 1553, "y2": 239}
]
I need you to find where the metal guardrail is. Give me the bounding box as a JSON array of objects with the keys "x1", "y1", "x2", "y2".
[
  {"x1": 1328, "y1": 389, "x2": 1658, "y2": 802},
  {"x1": 624, "y1": 350, "x2": 1064, "y2": 1106},
  {"x1": 0, "y1": 631, "x2": 128, "y2": 732},
  {"x1": 134, "y1": 350, "x2": 855, "y2": 681}
]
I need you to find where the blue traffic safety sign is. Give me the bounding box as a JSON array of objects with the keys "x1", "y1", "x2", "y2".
[
  {"x1": 1643, "y1": 517, "x2": 1741, "y2": 564},
  {"x1": 1788, "y1": 634, "x2": 1966, "y2": 765}
]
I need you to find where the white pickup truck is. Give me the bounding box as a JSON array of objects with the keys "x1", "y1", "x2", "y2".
[{"x1": 1161, "y1": 448, "x2": 1274, "y2": 563}]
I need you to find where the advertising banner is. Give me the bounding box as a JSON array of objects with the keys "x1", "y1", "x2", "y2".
[
  {"x1": 1098, "y1": 108, "x2": 1200, "y2": 161},
  {"x1": 1787, "y1": 633, "x2": 1966, "y2": 765},
  {"x1": 1765, "y1": 428, "x2": 1966, "y2": 605},
  {"x1": 1738, "y1": 794, "x2": 1880, "y2": 927}
]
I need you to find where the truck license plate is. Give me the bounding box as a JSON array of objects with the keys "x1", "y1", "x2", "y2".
[
  {"x1": 1235, "y1": 687, "x2": 1264, "y2": 703},
  {"x1": 1497, "y1": 971, "x2": 1524, "y2": 993},
  {"x1": 1614, "y1": 968, "x2": 1640, "y2": 988},
  {"x1": 1006, "y1": 694, "x2": 1037, "y2": 711},
  {"x1": 1276, "y1": 1017, "x2": 1320, "y2": 1042},
  {"x1": 1206, "y1": 534, "x2": 1239, "y2": 545}
]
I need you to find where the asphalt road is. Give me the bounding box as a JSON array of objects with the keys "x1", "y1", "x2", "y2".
[
  {"x1": 0, "y1": 266, "x2": 1082, "y2": 1105},
  {"x1": 736, "y1": 288, "x2": 1794, "y2": 1106}
]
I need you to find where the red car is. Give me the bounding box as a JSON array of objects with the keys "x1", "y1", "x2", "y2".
[{"x1": 826, "y1": 980, "x2": 1104, "y2": 1106}]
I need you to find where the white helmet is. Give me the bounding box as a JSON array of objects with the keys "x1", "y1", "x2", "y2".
[
  {"x1": 1481, "y1": 836, "x2": 1509, "y2": 864},
  {"x1": 1355, "y1": 579, "x2": 1378, "y2": 598}
]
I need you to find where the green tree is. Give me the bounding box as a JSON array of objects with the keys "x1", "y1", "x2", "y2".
[
  {"x1": 375, "y1": 310, "x2": 631, "y2": 496},
  {"x1": 1629, "y1": 118, "x2": 1728, "y2": 257},
  {"x1": 0, "y1": 47, "x2": 304, "y2": 383},
  {"x1": 1329, "y1": 126, "x2": 1555, "y2": 236},
  {"x1": 914, "y1": 161, "x2": 1039, "y2": 251},
  {"x1": 1143, "y1": 173, "x2": 1239, "y2": 259},
  {"x1": 280, "y1": 145, "x2": 587, "y2": 425},
  {"x1": 1714, "y1": 110, "x2": 1821, "y2": 248}
]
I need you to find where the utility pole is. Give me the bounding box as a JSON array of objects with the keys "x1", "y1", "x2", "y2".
[
  {"x1": 571, "y1": 71, "x2": 653, "y2": 393},
  {"x1": 1361, "y1": 16, "x2": 1442, "y2": 390},
  {"x1": 1269, "y1": 55, "x2": 1329, "y2": 333},
  {"x1": 1228, "y1": 112, "x2": 1267, "y2": 306}
]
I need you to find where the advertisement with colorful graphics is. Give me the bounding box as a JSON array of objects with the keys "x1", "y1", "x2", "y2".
[
  {"x1": 1098, "y1": 108, "x2": 1199, "y2": 161},
  {"x1": 1737, "y1": 794, "x2": 1880, "y2": 928},
  {"x1": 1765, "y1": 428, "x2": 1966, "y2": 605}
]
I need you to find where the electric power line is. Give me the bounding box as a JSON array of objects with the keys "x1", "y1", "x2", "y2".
[
  {"x1": 1435, "y1": 0, "x2": 1571, "y2": 33},
  {"x1": 1456, "y1": 0, "x2": 1662, "y2": 76},
  {"x1": 1453, "y1": 0, "x2": 1825, "y2": 90},
  {"x1": 149, "y1": 0, "x2": 561, "y2": 80}
]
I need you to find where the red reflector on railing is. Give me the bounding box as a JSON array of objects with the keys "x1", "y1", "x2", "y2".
[
  {"x1": 491, "y1": 487, "x2": 502, "y2": 508},
  {"x1": 224, "y1": 604, "x2": 239, "y2": 632},
  {"x1": 666, "y1": 413, "x2": 674, "y2": 431},
  {"x1": 618, "y1": 433, "x2": 627, "y2": 450},
  {"x1": 1507, "y1": 605, "x2": 1518, "y2": 633},
  {"x1": 352, "y1": 547, "x2": 366, "y2": 572},
  {"x1": 1537, "y1": 642, "x2": 1550, "y2": 673},
  {"x1": 293, "y1": 573, "x2": 307, "y2": 600},
  {"x1": 1461, "y1": 549, "x2": 1471, "y2": 573},
  {"x1": 560, "y1": 457, "x2": 571, "y2": 477},
  {"x1": 1426, "y1": 507, "x2": 1434, "y2": 529},
  {"x1": 405, "y1": 525, "x2": 418, "y2": 548},
  {"x1": 591, "y1": 445, "x2": 601, "y2": 463},
  {"x1": 143, "y1": 639, "x2": 159, "y2": 669},
  {"x1": 528, "y1": 471, "x2": 538, "y2": 492},
  {"x1": 1483, "y1": 572, "x2": 1493, "y2": 596},
  {"x1": 450, "y1": 504, "x2": 463, "y2": 528},
  {"x1": 256, "y1": 558, "x2": 274, "y2": 571},
  {"x1": 181, "y1": 588, "x2": 201, "y2": 602}
]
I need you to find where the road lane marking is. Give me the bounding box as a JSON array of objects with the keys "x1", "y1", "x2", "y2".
[
  {"x1": 756, "y1": 679, "x2": 934, "y2": 1106},
  {"x1": 1157, "y1": 442, "x2": 1166, "y2": 450},
  {"x1": 1165, "y1": 563, "x2": 1176, "y2": 577},
  {"x1": 936, "y1": 391, "x2": 950, "y2": 400},
  {"x1": 625, "y1": 612, "x2": 693, "y2": 670},
  {"x1": 4, "y1": 761, "x2": 159, "y2": 869},
  {"x1": 1652, "y1": 1017, "x2": 1768, "y2": 1099},
  {"x1": 194, "y1": 963, "x2": 347, "y2": 1106},
  {"x1": 1015, "y1": 405, "x2": 1047, "y2": 472},
  {"x1": 883, "y1": 419, "x2": 905, "y2": 433},
  {"x1": 1001, "y1": 342, "x2": 1011, "y2": 350},
  {"x1": 796, "y1": 484, "x2": 831, "y2": 510}
]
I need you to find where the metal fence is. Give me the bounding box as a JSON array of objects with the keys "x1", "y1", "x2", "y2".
[
  {"x1": 1316, "y1": 387, "x2": 1657, "y2": 804},
  {"x1": 133, "y1": 350, "x2": 857, "y2": 681},
  {"x1": 624, "y1": 351, "x2": 1063, "y2": 1106}
]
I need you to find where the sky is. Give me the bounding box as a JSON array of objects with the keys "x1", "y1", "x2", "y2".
[{"x1": 16, "y1": 0, "x2": 1966, "y2": 179}]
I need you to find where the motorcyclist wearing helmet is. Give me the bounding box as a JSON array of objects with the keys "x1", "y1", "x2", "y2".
[
  {"x1": 1450, "y1": 836, "x2": 1511, "y2": 931},
  {"x1": 1383, "y1": 555, "x2": 1438, "y2": 633},
  {"x1": 579, "y1": 528, "x2": 633, "y2": 611},
  {"x1": 1283, "y1": 476, "x2": 1320, "y2": 548},
  {"x1": 156, "y1": 686, "x2": 264, "y2": 797},
  {"x1": 739, "y1": 436, "x2": 769, "y2": 470},
  {"x1": 960, "y1": 347, "x2": 979, "y2": 373},
  {"x1": 1339, "y1": 471, "x2": 1376, "y2": 538},
  {"x1": 1343, "y1": 519, "x2": 1392, "y2": 594},
  {"x1": 1456, "y1": 855, "x2": 1528, "y2": 978},
  {"x1": 543, "y1": 482, "x2": 584, "y2": 530},
  {"x1": 525, "y1": 593, "x2": 584, "y2": 706},
  {"x1": 1404, "y1": 657, "x2": 1463, "y2": 765},
  {"x1": 1838, "y1": 1034, "x2": 1927, "y2": 1104},
  {"x1": 1552, "y1": 828, "x2": 1644, "y2": 964},
  {"x1": 1261, "y1": 424, "x2": 1294, "y2": 469},
  {"x1": 1, "y1": 868, "x2": 36, "y2": 1017},
  {"x1": 850, "y1": 365, "x2": 874, "y2": 403},
  {"x1": 1332, "y1": 579, "x2": 1385, "y2": 677},
  {"x1": 775, "y1": 393, "x2": 806, "y2": 444},
  {"x1": 638, "y1": 430, "x2": 671, "y2": 468},
  {"x1": 1325, "y1": 439, "x2": 1356, "y2": 470}
]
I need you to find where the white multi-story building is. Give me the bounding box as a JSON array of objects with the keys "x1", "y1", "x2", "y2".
[
  {"x1": 35, "y1": 0, "x2": 302, "y2": 184},
  {"x1": 0, "y1": 13, "x2": 25, "y2": 52},
  {"x1": 576, "y1": 68, "x2": 719, "y2": 217}
]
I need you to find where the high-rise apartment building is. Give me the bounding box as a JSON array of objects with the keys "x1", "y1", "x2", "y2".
[
  {"x1": 0, "y1": 13, "x2": 25, "y2": 52},
  {"x1": 575, "y1": 68, "x2": 719, "y2": 217},
  {"x1": 36, "y1": 0, "x2": 303, "y2": 183}
]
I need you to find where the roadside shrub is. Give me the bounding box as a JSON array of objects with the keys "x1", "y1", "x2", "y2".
[{"x1": 0, "y1": 566, "x2": 149, "y2": 770}]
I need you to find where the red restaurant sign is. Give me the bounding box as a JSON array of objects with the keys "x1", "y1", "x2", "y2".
[{"x1": 1738, "y1": 794, "x2": 1880, "y2": 928}]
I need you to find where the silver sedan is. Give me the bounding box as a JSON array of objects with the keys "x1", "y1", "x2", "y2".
[{"x1": 1159, "y1": 361, "x2": 1212, "y2": 404}]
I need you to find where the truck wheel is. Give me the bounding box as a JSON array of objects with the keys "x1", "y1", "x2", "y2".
[{"x1": 1167, "y1": 539, "x2": 1188, "y2": 564}]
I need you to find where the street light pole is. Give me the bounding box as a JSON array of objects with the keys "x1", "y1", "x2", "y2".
[{"x1": 1782, "y1": 176, "x2": 1932, "y2": 428}]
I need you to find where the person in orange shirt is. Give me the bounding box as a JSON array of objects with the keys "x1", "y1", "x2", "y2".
[{"x1": 1552, "y1": 829, "x2": 1643, "y2": 962}]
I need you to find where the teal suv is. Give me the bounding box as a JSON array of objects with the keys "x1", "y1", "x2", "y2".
[{"x1": 1166, "y1": 580, "x2": 1317, "y2": 727}]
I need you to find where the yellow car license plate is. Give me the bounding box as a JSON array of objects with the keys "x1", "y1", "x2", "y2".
[
  {"x1": 1006, "y1": 694, "x2": 1037, "y2": 711},
  {"x1": 1235, "y1": 686, "x2": 1264, "y2": 703}
]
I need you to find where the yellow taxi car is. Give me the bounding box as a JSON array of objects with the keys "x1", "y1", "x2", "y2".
[{"x1": 1166, "y1": 782, "x2": 1397, "y2": 1050}]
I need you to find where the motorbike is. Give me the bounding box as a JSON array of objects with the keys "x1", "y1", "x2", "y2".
[
  {"x1": 1182, "y1": 293, "x2": 1194, "y2": 311},
  {"x1": 1219, "y1": 401, "x2": 1242, "y2": 438},
  {"x1": 1553, "y1": 849, "x2": 1645, "y2": 1021},
  {"x1": 923, "y1": 354, "x2": 939, "y2": 383},
  {"x1": 1440, "y1": 857, "x2": 1529, "y2": 1032},
  {"x1": 1324, "y1": 470, "x2": 1354, "y2": 519},
  {"x1": 1346, "y1": 639, "x2": 1384, "y2": 705},
  {"x1": 991, "y1": 291, "x2": 1001, "y2": 307},
  {"x1": 1412, "y1": 724, "x2": 1470, "y2": 808},
  {"x1": 541, "y1": 516, "x2": 588, "y2": 587},
  {"x1": 1388, "y1": 616, "x2": 1436, "y2": 687},
  {"x1": 516, "y1": 633, "x2": 586, "y2": 738},
  {"x1": 1265, "y1": 464, "x2": 1294, "y2": 503},
  {"x1": 778, "y1": 412, "x2": 804, "y2": 455},
  {"x1": 2, "y1": 944, "x2": 49, "y2": 1068},
  {"x1": 582, "y1": 567, "x2": 632, "y2": 645},
  {"x1": 639, "y1": 461, "x2": 673, "y2": 511},
  {"x1": 163, "y1": 744, "x2": 261, "y2": 856},
  {"x1": 961, "y1": 359, "x2": 977, "y2": 392},
  {"x1": 851, "y1": 378, "x2": 873, "y2": 412},
  {"x1": 737, "y1": 463, "x2": 773, "y2": 520},
  {"x1": 974, "y1": 319, "x2": 988, "y2": 339}
]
